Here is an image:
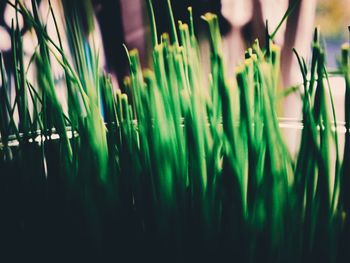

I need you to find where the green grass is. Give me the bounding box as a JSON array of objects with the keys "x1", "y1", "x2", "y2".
[{"x1": 0, "y1": 0, "x2": 349, "y2": 262}]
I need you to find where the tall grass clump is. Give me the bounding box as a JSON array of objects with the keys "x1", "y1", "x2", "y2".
[{"x1": 0, "y1": 0, "x2": 349, "y2": 262}]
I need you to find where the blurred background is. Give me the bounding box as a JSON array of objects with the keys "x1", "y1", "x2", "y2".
[{"x1": 0, "y1": 0, "x2": 349, "y2": 119}]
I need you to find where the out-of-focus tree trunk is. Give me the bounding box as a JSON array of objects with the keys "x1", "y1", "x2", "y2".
[
  {"x1": 281, "y1": 0, "x2": 317, "y2": 118},
  {"x1": 282, "y1": 0, "x2": 317, "y2": 88}
]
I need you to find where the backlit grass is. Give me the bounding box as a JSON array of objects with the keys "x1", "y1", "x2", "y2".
[{"x1": 0, "y1": 1, "x2": 349, "y2": 262}]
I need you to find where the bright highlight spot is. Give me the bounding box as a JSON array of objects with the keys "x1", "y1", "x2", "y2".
[{"x1": 0, "y1": 27, "x2": 11, "y2": 51}]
